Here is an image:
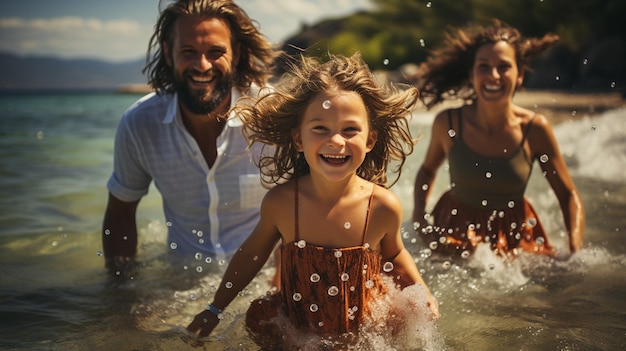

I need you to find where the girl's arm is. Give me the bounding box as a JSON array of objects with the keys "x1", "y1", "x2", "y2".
[
  {"x1": 529, "y1": 114, "x2": 585, "y2": 253},
  {"x1": 187, "y1": 191, "x2": 283, "y2": 337},
  {"x1": 379, "y1": 189, "x2": 439, "y2": 319}
]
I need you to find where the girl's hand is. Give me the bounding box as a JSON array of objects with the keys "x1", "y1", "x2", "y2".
[
  {"x1": 427, "y1": 294, "x2": 440, "y2": 320},
  {"x1": 186, "y1": 310, "x2": 220, "y2": 338}
]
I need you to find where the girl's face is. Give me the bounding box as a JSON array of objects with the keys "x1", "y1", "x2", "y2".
[
  {"x1": 293, "y1": 90, "x2": 377, "y2": 183},
  {"x1": 470, "y1": 40, "x2": 523, "y2": 104}
]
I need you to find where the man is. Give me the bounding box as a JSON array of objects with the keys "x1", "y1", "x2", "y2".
[{"x1": 102, "y1": 0, "x2": 279, "y2": 273}]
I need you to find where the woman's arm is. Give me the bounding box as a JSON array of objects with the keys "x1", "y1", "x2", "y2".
[
  {"x1": 529, "y1": 114, "x2": 585, "y2": 253},
  {"x1": 412, "y1": 111, "x2": 450, "y2": 228}
]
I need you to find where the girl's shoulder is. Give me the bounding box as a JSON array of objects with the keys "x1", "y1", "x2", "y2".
[
  {"x1": 371, "y1": 184, "x2": 402, "y2": 217},
  {"x1": 263, "y1": 181, "x2": 295, "y2": 206}
]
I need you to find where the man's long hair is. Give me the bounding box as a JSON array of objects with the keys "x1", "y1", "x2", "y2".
[{"x1": 144, "y1": 0, "x2": 279, "y2": 92}]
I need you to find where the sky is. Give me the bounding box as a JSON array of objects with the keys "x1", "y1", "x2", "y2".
[{"x1": 0, "y1": 0, "x2": 372, "y2": 62}]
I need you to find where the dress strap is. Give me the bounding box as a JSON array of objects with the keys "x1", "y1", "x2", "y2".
[
  {"x1": 519, "y1": 113, "x2": 536, "y2": 148},
  {"x1": 294, "y1": 179, "x2": 299, "y2": 241},
  {"x1": 447, "y1": 109, "x2": 462, "y2": 138},
  {"x1": 361, "y1": 184, "x2": 376, "y2": 245}
]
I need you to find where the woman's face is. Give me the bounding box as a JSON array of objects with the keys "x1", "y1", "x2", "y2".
[{"x1": 470, "y1": 40, "x2": 523, "y2": 104}]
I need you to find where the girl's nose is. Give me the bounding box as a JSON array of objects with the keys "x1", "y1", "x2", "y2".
[{"x1": 328, "y1": 133, "x2": 345, "y2": 147}]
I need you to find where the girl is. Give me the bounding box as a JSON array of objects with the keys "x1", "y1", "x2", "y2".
[
  {"x1": 187, "y1": 53, "x2": 438, "y2": 348},
  {"x1": 412, "y1": 20, "x2": 585, "y2": 258}
]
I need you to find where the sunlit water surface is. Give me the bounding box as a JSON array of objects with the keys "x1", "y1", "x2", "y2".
[{"x1": 0, "y1": 92, "x2": 624, "y2": 350}]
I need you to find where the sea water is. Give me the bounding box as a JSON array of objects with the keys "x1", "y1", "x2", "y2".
[{"x1": 0, "y1": 91, "x2": 624, "y2": 350}]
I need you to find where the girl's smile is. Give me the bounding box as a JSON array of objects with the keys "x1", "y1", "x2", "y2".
[{"x1": 294, "y1": 90, "x2": 376, "y2": 182}]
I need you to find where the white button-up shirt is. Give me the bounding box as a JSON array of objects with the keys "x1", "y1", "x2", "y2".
[{"x1": 107, "y1": 85, "x2": 269, "y2": 261}]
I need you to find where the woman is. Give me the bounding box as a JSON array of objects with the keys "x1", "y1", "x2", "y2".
[{"x1": 412, "y1": 20, "x2": 584, "y2": 258}]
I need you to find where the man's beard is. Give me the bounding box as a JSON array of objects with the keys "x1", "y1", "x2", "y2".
[{"x1": 174, "y1": 69, "x2": 233, "y2": 115}]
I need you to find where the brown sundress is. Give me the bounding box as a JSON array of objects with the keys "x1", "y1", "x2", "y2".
[{"x1": 245, "y1": 181, "x2": 384, "y2": 348}]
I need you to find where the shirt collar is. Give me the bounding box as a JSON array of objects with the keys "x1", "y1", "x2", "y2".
[{"x1": 161, "y1": 87, "x2": 245, "y2": 126}]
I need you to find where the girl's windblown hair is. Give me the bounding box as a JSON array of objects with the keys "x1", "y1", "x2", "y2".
[{"x1": 237, "y1": 52, "x2": 420, "y2": 188}]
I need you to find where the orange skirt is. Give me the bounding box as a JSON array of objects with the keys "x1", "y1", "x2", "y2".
[{"x1": 420, "y1": 191, "x2": 555, "y2": 257}]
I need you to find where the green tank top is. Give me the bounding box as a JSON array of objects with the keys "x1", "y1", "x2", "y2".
[{"x1": 447, "y1": 110, "x2": 535, "y2": 209}]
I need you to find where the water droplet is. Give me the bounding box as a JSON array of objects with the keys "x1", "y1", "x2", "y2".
[
  {"x1": 365, "y1": 280, "x2": 374, "y2": 289},
  {"x1": 610, "y1": 81, "x2": 616, "y2": 88},
  {"x1": 205, "y1": 257, "x2": 212, "y2": 264},
  {"x1": 166, "y1": 221, "x2": 172, "y2": 227},
  {"x1": 555, "y1": 75, "x2": 560, "y2": 81},
  {"x1": 451, "y1": 208, "x2": 458, "y2": 215},
  {"x1": 104, "y1": 229, "x2": 110, "y2": 235},
  {"x1": 539, "y1": 154, "x2": 549, "y2": 163},
  {"x1": 508, "y1": 201, "x2": 515, "y2": 208},
  {"x1": 442, "y1": 261, "x2": 451, "y2": 269},
  {"x1": 591, "y1": 125, "x2": 596, "y2": 131},
  {"x1": 293, "y1": 292, "x2": 302, "y2": 301},
  {"x1": 96, "y1": 251, "x2": 103, "y2": 256},
  {"x1": 426, "y1": 1, "x2": 432, "y2": 7},
  {"x1": 571, "y1": 110, "x2": 577, "y2": 116},
  {"x1": 225, "y1": 281, "x2": 233, "y2": 289},
  {"x1": 413, "y1": 221, "x2": 420, "y2": 231},
  {"x1": 421, "y1": 183, "x2": 429, "y2": 191},
  {"x1": 582, "y1": 58, "x2": 588, "y2": 65},
  {"x1": 194, "y1": 252, "x2": 203, "y2": 260},
  {"x1": 328, "y1": 286, "x2": 339, "y2": 296},
  {"x1": 344, "y1": 221, "x2": 351, "y2": 229},
  {"x1": 535, "y1": 237, "x2": 545, "y2": 245},
  {"x1": 468, "y1": 224, "x2": 476, "y2": 230},
  {"x1": 341, "y1": 273, "x2": 350, "y2": 281},
  {"x1": 528, "y1": 218, "x2": 537, "y2": 227},
  {"x1": 322, "y1": 100, "x2": 331, "y2": 109},
  {"x1": 485, "y1": 172, "x2": 492, "y2": 179},
  {"x1": 196, "y1": 231, "x2": 203, "y2": 237},
  {"x1": 498, "y1": 211, "x2": 505, "y2": 218},
  {"x1": 383, "y1": 58, "x2": 390, "y2": 65},
  {"x1": 481, "y1": 200, "x2": 488, "y2": 207},
  {"x1": 297, "y1": 240, "x2": 306, "y2": 248},
  {"x1": 383, "y1": 262, "x2": 394, "y2": 272},
  {"x1": 218, "y1": 259, "x2": 226, "y2": 265},
  {"x1": 253, "y1": 255, "x2": 259, "y2": 261},
  {"x1": 447, "y1": 129, "x2": 456, "y2": 137},
  {"x1": 334, "y1": 250, "x2": 342, "y2": 258},
  {"x1": 309, "y1": 304, "x2": 319, "y2": 312},
  {"x1": 318, "y1": 321, "x2": 324, "y2": 327},
  {"x1": 429, "y1": 241, "x2": 438, "y2": 250},
  {"x1": 170, "y1": 242, "x2": 178, "y2": 250},
  {"x1": 363, "y1": 243, "x2": 370, "y2": 249},
  {"x1": 420, "y1": 38, "x2": 426, "y2": 47},
  {"x1": 196, "y1": 266, "x2": 203, "y2": 273},
  {"x1": 461, "y1": 250, "x2": 470, "y2": 259},
  {"x1": 310, "y1": 273, "x2": 320, "y2": 283},
  {"x1": 510, "y1": 222, "x2": 518, "y2": 229}
]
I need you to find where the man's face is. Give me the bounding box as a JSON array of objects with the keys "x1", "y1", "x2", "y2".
[{"x1": 164, "y1": 16, "x2": 239, "y2": 115}]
